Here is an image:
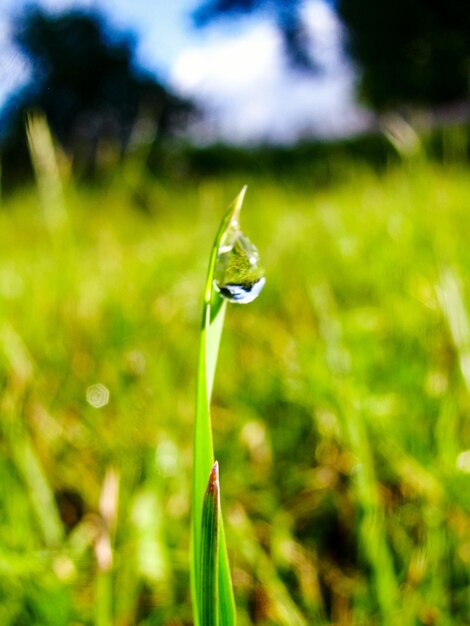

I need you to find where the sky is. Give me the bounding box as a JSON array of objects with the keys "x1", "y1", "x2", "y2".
[{"x1": 0, "y1": 0, "x2": 372, "y2": 143}]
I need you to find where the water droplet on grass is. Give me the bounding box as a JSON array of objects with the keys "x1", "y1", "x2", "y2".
[{"x1": 214, "y1": 219, "x2": 265, "y2": 304}]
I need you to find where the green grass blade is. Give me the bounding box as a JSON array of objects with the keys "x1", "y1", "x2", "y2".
[
  {"x1": 199, "y1": 463, "x2": 220, "y2": 626},
  {"x1": 192, "y1": 187, "x2": 247, "y2": 626},
  {"x1": 217, "y1": 522, "x2": 236, "y2": 626},
  {"x1": 26, "y1": 112, "x2": 68, "y2": 232}
]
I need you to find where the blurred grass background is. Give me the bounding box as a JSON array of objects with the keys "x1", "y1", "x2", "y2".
[{"x1": 0, "y1": 130, "x2": 470, "y2": 626}]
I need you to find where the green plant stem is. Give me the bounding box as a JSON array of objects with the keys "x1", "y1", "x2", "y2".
[{"x1": 192, "y1": 187, "x2": 247, "y2": 626}]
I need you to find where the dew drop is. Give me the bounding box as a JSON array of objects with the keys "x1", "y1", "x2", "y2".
[{"x1": 214, "y1": 219, "x2": 265, "y2": 304}]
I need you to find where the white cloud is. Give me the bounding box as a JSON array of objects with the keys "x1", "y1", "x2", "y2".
[
  {"x1": 0, "y1": 0, "x2": 372, "y2": 144},
  {"x1": 172, "y1": 0, "x2": 372, "y2": 143}
]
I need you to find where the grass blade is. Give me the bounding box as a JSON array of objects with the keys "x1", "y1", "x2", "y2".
[
  {"x1": 192, "y1": 187, "x2": 247, "y2": 626},
  {"x1": 199, "y1": 462, "x2": 220, "y2": 626},
  {"x1": 26, "y1": 112, "x2": 68, "y2": 232}
]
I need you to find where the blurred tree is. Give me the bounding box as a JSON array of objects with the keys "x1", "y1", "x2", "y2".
[
  {"x1": 337, "y1": 0, "x2": 470, "y2": 110},
  {"x1": 193, "y1": 0, "x2": 470, "y2": 110},
  {"x1": 0, "y1": 6, "x2": 192, "y2": 178}
]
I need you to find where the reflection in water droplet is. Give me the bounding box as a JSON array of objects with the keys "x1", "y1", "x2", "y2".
[{"x1": 214, "y1": 220, "x2": 265, "y2": 304}]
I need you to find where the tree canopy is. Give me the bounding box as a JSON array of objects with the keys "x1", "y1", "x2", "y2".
[
  {"x1": 1, "y1": 6, "x2": 192, "y2": 173},
  {"x1": 337, "y1": 0, "x2": 470, "y2": 110}
]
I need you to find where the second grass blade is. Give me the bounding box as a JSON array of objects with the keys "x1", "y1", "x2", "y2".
[{"x1": 199, "y1": 462, "x2": 220, "y2": 626}]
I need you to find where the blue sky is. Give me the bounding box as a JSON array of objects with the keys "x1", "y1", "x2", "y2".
[{"x1": 0, "y1": 0, "x2": 372, "y2": 143}]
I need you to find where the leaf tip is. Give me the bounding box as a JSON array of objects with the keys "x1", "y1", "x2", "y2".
[
  {"x1": 232, "y1": 185, "x2": 248, "y2": 221},
  {"x1": 208, "y1": 461, "x2": 219, "y2": 494}
]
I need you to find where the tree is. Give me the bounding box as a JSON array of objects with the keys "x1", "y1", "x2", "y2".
[
  {"x1": 337, "y1": 0, "x2": 470, "y2": 110},
  {"x1": 0, "y1": 6, "x2": 192, "y2": 176},
  {"x1": 192, "y1": 0, "x2": 470, "y2": 110}
]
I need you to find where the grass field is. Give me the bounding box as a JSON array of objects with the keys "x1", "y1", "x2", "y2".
[{"x1": 0, "y1": 153, "x2": 469, "y2": 625}]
